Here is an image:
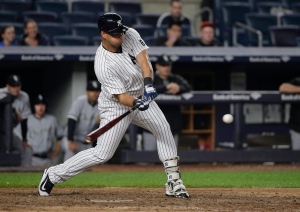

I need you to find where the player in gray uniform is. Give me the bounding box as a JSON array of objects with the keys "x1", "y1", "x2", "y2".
[
  {"x1": 63, "y1": 80, "x2": 101, "y2": 161},
  {"x1": 0, "y1": 75, "x2": 32, "y2": 166},
  {"x1": 27, "y1": 95, "x2": 64, "y2": 166},
  {"x1": 38, "y1": 13, "x2": 189, "y2": 198}
]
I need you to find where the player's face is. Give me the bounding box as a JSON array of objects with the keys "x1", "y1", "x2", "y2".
[
  {"x1": 1, "y1": 26, "x2": 15, "y2": 43},
  {"x1": 86, "y1": 91, "x2": 100, "y2": 104},
  {"x1": 6, "y1": 84, "x2": 21, "y2": 97},
  {"x1": 25, "y1": 21, "x2": 38, "y2": 39},
  {"x1": 102, "y1": 31, "x2": 124, "y2": 49},
  {"x1": 156, "y1": 64, "x2": 172, "y2": 79},
  {"x1": 34, "y1": 104, "x2": 46, "y2": 117},
  {"x1": 170, "y1": 2, "x2": 183, "y2": 18},
  {"x1": 200, "y1": 26, "x2": 214, "y2": 44}
]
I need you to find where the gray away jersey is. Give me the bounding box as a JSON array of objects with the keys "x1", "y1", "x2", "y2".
[
  {"x1": 94, "y1": 28, "x2": 149, "y2": 108},
  {"x1": 67, "y1": 95, "x2": 99, "y2": 142},
  {"x1": 27, "y1": 113, "x2": 63, "y2": 154},
  {"x1": 0, "y1": 87, "x2": 31, "y2": 121}
]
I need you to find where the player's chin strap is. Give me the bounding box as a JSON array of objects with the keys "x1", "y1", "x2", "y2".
[{"x1": 163, "y1": 156, "x2": 181, "y2": 182}]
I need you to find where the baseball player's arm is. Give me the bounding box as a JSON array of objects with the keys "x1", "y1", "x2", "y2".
[
  {"x1": 114, "y1": 92, "x2": 136, "y2": 107},
  {"x1": 136, "y1": 49, "x2": 153, "y2": 79},
  {"x1": 67, "y1": 118, "x2": 78, "y2": 152},
  {"x1": 279, "y1": 83, "x2": 300, "y2": 93},
  {"x1": 136, "y1": 50, "x2": 157, "y2": 101},
  {"x1": 48, "y1": 140, "x2": 61, "y2": 158}
]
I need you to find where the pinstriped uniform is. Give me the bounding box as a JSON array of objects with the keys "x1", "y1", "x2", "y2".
[{"x1": 47, "y1": 28, "x2": 177, "y2": 184}]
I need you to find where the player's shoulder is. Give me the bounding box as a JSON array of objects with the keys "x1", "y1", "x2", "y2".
[
  {"x1": 124, "y1": 27, "x2": 141, "y2": 40},
  {"x1": 19, "y1": 90, "x2": 30, "y2": 101},
  {"x1": 43, "y1": 113, "x2": 57, "y2": 121},
  {"x1": 75, "y1": 95, "x2": 87, "y2": 103}
]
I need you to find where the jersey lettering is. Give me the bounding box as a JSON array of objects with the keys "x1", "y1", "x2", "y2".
[
  {"x1": 139, "y1": 39, "x2": 145, "y2": 46},
  {"x1": 128, "y1": 54, "x2": 136, "y2": 65}
]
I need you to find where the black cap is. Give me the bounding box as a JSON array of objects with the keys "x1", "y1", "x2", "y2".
[
  {"x1": 156, "y1": 55, "x2": 172, "y2": 66},
  {"x1": 34, "y1": 94, "x2": 47, "y2": 105},
  {"x1": 86, "y1": 80, "x2": 101, "y2": 91},
  {"x1": 97, "y1": 12, "x2": 128, "y2": 34},
  {"x1": 7, "y1": 75, "x2": 21, "y2": 86}
]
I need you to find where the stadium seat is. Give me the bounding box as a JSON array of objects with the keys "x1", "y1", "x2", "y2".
[
  {"x1": 296, "y1": 37, "x2": 300, "y2": 46},
  {"x1": 60, "y1": 11, "x2": 95, "y2": 26},
  {"x1": 291, "y1": 3, "x2": 300, "y2": 13},
  {"x1": 132, "y1": 24, "x2": 155, "y2": 39},
  {"x1": 35, "y1": 1, "x2": 68, "y2": 16},
  {"x1": 53, "y1": 35, "x2": 89, "y2": 46},
  {"x1": 222, "y1": 2, "x2": 252, "y2": 45},
  {"x1": 93, "y1": 36, "x2": 102, "y2": 46},
  {"x1": 0, "y1": 11, "x2": 18, "y2": 22},
  {"x1": 38, "y1": 22, "x2": 68, "y2": 44},
  {"x1": 269, "y1": 26, "x2": 300, "y2": 46},
  {"x1": 113, "y1": 12, "x2": 133, "y2": 27},
  {"x1": 0, "y1": 22, "x2": 23, "y2": 36},
  {"x1": 252, "y1": 0, "x2": 283, "y2": 9},
  {"x1": 108, "y1": 2, "x2": 142, "y2": 16},
  {"x1": 246, "y1": 13, "x2": 278, "y2": 46},
  {"x1": 256, "y1": 2, "x2": 288, "y2": 14},
  {"x1": 213, "y1": 0, "x2": 251, "y2": 42},
  {"x1": 135, "y1": 14, "x2": 160, "y2": 29},
  {"x1": 108, "y1": 2, "x2": 142, "y2": 25},
  {"x1": 143, "y1": 36, "x2": 156, "y2": 46},
  {"x1": 281, "y1": 14, "x2": 300, "y2": 26},
  {"x1": 284, "y1": 0, "x2": 300, "y2": 8},
  {"x1": 22, "y1": 11, "x2": 58, "y2": 23},
  {"x1": 0, "y1": 1, "x2": 31, "y2": 14},
  {"x1": 72, "y1": 1, "x2": 104, "y2": 18},
  {"x1": 183, "y1": 36, "x2": 201, "y2": 46},
  {"x1": 71, "y1": 23, "x2": 99, "y2": 45}
]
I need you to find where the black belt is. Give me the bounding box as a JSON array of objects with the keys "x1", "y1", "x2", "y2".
[{"x1": 33, "y1": 153, "x2": 48, "y2": 159}]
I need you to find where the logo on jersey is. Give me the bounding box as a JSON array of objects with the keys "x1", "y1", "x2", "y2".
[
  {"x1": 139, "y1": 39, "x2": 145, "y2": 46},
  {"x1": 128, "y1": 54, "x2": 137, "y2": 65}
]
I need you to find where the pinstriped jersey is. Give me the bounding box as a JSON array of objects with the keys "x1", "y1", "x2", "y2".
[{"x1": 94, "y1": 28, "x2": 149, "y2": 107}]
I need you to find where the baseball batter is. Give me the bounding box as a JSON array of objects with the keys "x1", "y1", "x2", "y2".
[{"x1": 38, "y1": 13, "x2": 189, "y2": 198}]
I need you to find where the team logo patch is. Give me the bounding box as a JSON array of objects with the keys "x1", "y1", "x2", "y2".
[{"x1": 139, "y1": 39, "x2": 145, "y2": 46}]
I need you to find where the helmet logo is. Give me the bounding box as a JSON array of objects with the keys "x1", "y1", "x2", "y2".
[{"x1": 117, "y1": 20, "x2": 122, "y2": 27}]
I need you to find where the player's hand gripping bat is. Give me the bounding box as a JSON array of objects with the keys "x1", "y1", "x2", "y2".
[{"x1": 85, "y1": 105, "x2": 139, "y2": 143}]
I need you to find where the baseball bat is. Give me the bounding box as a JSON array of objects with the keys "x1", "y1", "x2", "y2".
[{"x1": 85, "y1": 105, "x2": 139, "y2": 143}]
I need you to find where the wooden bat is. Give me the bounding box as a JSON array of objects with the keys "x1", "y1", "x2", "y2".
[{"x1": 85, "y1": 105, "x2": 139, "y2": 143}]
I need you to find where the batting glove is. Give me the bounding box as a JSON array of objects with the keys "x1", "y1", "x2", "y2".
[
  {"x1": 143, "y1": 77, "x2": 157, "y2": 101},
  {"x1": 133, "y1": 98, "x2": 149, "y2": 111}
]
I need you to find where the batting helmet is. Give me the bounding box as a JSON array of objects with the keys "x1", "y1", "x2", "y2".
[{"x1": 97, "y1": 13, "x2": 128, "y2": 34}]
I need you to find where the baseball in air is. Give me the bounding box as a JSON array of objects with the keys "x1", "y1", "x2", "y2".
[{"x1": 222, "y1": 114, "x2": 234, "y2": 124}]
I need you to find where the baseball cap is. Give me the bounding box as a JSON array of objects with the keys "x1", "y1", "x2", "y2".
[
  {"x1": 200, "y1": 21, "x2": 215, "y2": 30},
  {"x1": 86, "y1": 80, "x2": 101, "y2": 91},
  {"x1": 156, "y1": 55, "x2": 172, "y2": 66},
  {"x1": 34, "y1": 94, "x2": 47, "y2": 105},
  {"x1": 7, "y1": 75, "x2": 21, "y2": 86}
]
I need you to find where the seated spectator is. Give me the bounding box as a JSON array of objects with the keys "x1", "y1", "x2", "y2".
[
  {"x1": 195, "y1": 21, "x2": 222, "y2": 47},
  {"x1": 27, "y1": 95, "x2": 63, "y2": 166},
  {"x1": 18, "y1": 19, "x2": 49, "y2": 46},
  {"x1": 0, "y1": 25, "x2": 17, "y2": 47},
  {"x1": 157, "y1": 0, "x2": 191, "y2": 28},
  {"x1": 154, "y1": 21, "x2": 190, "y2": 47}
]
